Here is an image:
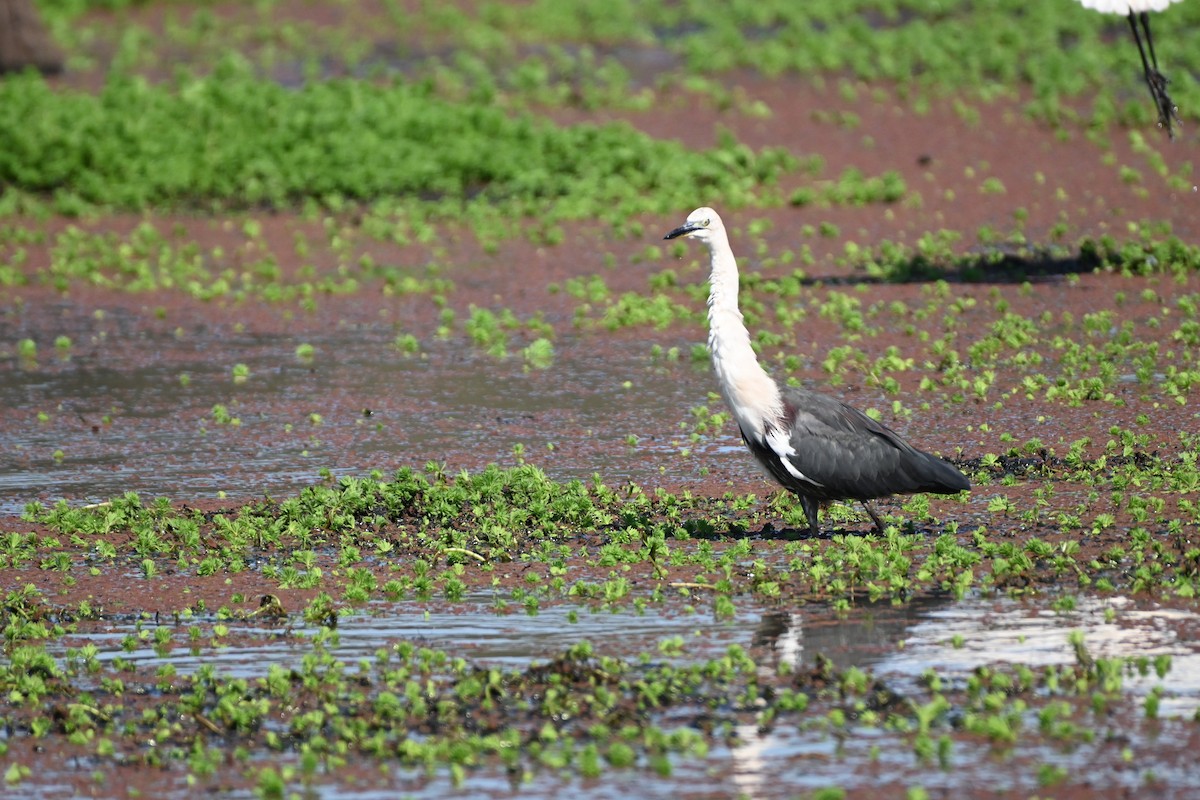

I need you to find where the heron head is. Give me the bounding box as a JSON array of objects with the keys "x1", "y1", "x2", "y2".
[{"x1": 664, "y1": 207, "x2": 723, "y2": 245}]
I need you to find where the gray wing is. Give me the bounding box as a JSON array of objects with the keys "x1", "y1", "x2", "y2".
[{"x1": 774, "y1": 388, "x2": 968, "y2": 501}]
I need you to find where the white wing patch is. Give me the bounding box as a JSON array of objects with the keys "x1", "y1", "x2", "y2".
[{"x1": 765, "y1": 428, "x2": 823, "y2": 487}]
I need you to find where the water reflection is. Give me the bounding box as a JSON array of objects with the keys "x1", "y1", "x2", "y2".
[
  {"x1": 746, "y1": 594, "x2": 1200, "y2": 701},
  {"x1": 731, "y1": 594, "x2": 1200, "y2": 799},
  {"x1": 61, "y1": 593, "x2": 1200, "y2": 706},
  {"x1": 751, "y1": 594, "x2": 954, "y2": 671},
  {"x1": 31, "y1": 593, "x2": 1200, "y2": 799},
  {"x1": 884, "y1": 594, "x2": 1200, "y2": 714}
]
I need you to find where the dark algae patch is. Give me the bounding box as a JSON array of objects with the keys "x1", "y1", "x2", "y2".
[{"x1": 4, "y1": 0, "x2": 1200, "y2": 798}]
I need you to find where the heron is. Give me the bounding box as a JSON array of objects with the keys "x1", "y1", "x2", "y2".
[
  {"x1": 1078, "y1": 0, "x2": 1184, "y2": 138},
  {"x1": 664, "y1": 207, "x2": 970, "y2": 536}
]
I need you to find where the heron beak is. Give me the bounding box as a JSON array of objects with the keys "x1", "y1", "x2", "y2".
[{"x1": 663, "y1": 222, "x2": 702, "y2": 240}]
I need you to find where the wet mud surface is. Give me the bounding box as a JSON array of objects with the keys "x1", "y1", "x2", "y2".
[{"x1": 4, "y1": 2, "x2": 1200, "y2": 799}]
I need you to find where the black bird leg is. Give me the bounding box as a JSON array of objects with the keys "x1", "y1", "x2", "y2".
[
  {"x1": 799, "y1": 496, "x2": 820, "y2": 537},
  {"x1": 798, "y1": 497, "x2": 886, "y2": 536},
  {"x1": 1127, "y1": 10, "x2": 1180, "y2": 139},
  {"x1": 861, "y1": 502, "x2": 885, "y2": 535}
]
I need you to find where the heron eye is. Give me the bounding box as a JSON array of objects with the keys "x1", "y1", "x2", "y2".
[{"x1": 702, "y1": 218, "x2": 710, "y2": 227}]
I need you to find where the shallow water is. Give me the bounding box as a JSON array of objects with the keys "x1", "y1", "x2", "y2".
[
  {"x1": 32, "y1": 592, "x2": 1200, "y2": 800},
  {"x1": 760, "y1": 594, "x2": 1200, "y2": 712},
  {"x1": 729, "y1": 594, "x2": 1200, "y2": 798},
  {"x1": 62, "y1": 598, "x2": 764, "y2": 678},
  {"x1": 0, "y1": 327, "x2": 719, "y2": 515},
  {"x1": 59, "y1": 594, "x2": 1200, "y2": 706}
]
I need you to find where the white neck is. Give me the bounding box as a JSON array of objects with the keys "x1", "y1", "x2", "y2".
[{"x1": 704, "y1": 231, "x2": 783, "y2": 439}]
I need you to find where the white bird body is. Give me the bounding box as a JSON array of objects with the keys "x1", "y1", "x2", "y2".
[
  {"x1": 665, "y1": 207, "x2": 970, "y2": 535},
  {"x1": 1079, "y1": 1, "x2": 1181, "y2": 13}
]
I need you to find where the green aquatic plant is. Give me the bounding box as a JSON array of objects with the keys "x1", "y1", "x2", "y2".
[
  {"x1": 523, "y1": 337, "x2": 555, "y2": 369},
  {"x1": 0, "y1": 64, "x2": 795, "y2": 218}
]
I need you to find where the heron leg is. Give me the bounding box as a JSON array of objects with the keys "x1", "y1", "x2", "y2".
[
  {"x1": 799, "y1": 496, "x2": 820, "y2": 536},
  {"x1": 1127, "y1": 10, "x2": 1179, "y2": 138},
  {"x1": 861, "y1": 501, "x2": 885, "y2": 535},
  {"x1": 1138, "y1": 11, "x2": 1162, "y2": 75}
]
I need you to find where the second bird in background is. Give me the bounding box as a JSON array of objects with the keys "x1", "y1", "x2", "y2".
[{"x1": 1078, "y1": 0, "x2": 1184, "y2": 138}]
